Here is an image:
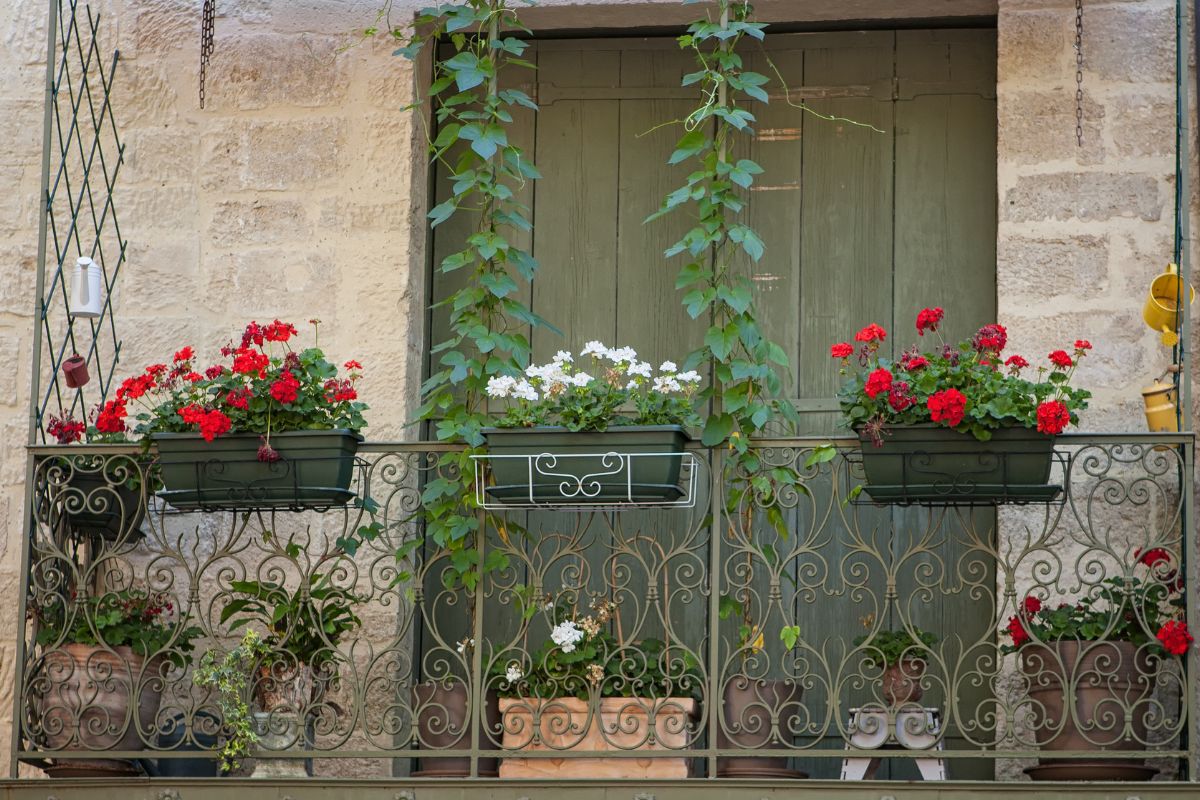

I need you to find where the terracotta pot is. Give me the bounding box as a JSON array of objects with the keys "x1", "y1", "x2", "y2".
[
  {"x1": 255, "y1": 662, "x2": 317, "y2": 713},
  {"x1": 34, "y1": 643, "x2": 164, "y2": 776},
  {"x1": 881, "y1": 659, "x2": 926, "y2": 706},
  {"x1": 411, "y1": 681, "x2": 500, "y2": 777},
  {"x1": 498, "y1": 696, "x2": 697, "y2": 779},
  {"x1": 717, "y1": 677, "x2": 804, "y2": 778},
  {"x1": 61, "y1": 355, "x2": 90, "y2": 389},
  {"x1": 1021, "y1": 640, "x2": 1156, "y2": 779}
]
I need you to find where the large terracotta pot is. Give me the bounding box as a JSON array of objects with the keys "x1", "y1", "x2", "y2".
[
  {"x1": 498, "y1": 696, "x2": 697, "y2": 778},
  {"x1": 412, "y1": 681, "x2": 500, "y2": 777},
  {"x1": 34, "y1": 644, "x2": 164, "y2": 776},
  {"x1": 1021, "y1": 640, "x2": 1157, "y2": 781},
  {"x1": 717, "y1": 677, "x2": 804, "y2": 778},
  {"x1": 881, "y1": 659, "x2": 926, "y2": 706}
]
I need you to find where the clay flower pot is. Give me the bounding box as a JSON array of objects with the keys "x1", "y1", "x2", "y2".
[
  {"x1": 411, "y1": 681, "x2": 500, "y2": 777},
  {"x1": 61, "y1": 355, "x2": 90, "y2": 389},
  {"x1": 498, "y1": 696, "x2": 697, "y2": 779},
  {"x1": 717, "y1": 677, "x2": 805, "y2": 778},
  {"x1": 881, "y1": 659, "x2": 926, "y2": 706}
]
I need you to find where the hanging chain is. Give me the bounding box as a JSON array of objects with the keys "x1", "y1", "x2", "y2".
[
  {"x1": 199, "y1": 0, "x2": 216, "y2": 109},
  {"x1": 1074, "y1": 0, "x2": 1084, "y2": 146}
]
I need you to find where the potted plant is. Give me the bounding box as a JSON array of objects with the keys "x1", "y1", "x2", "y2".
[
  {"x1": 198, "y1": 572, "x2": 365, "y2": 777},
  {"x1": 35, "y1": 414, "x2": 155, "y2": 542},
  {"x1": 832, "y1": 309, "x2": 1091, "y2": 502},
  {"x1": 853, "y1": 624, "x2": 938, "y2": 706},
  {"x1": 29, "y1": 589, "x2": 200, "y2": 776},
  {"x1": 96, "y1": 319, "x2": 368, "y2": 511},
  {"x1": 492, "y1": 595, "x2": 702, "y2": 778},
  {"x1": 482, "y1": 343, "x2": 701, "y2": 504},
  {"x1": 1002, "y1": 548, "x2": 1191, "y2": 781}
]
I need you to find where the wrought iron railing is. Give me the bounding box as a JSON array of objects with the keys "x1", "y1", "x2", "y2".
[{"x1": 13, "y1": 433, "x2": 1197, "y2": 780}]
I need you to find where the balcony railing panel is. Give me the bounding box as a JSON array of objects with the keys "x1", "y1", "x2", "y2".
[{"x1": 14, "y1": 434, "x2": 1196, "y2": 780}]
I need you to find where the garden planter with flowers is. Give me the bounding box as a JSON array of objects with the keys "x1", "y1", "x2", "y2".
[
  {"x1": 832, "y1": 309, "x2": 1090, "y2": 503},
  {"x1": 92, "y1": 320, "x2": 368, "y2": 511},
  {"x1": 1002, "y1": 548, "x2": 1191, "y2": 781},
  {"x1": 483, "y1": 343, "x2": 699, "y2": 505}
]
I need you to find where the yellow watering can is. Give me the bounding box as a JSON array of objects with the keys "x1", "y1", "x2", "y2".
[
  {"x1": 1141, "y1": 377, "x2": 1179, "y2": 432},
  {"x1": 1142, "y1": 263, "x2": 1195, "y2": 346}
]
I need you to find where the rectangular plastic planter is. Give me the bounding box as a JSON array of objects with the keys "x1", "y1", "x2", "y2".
[
  {"x1": 857, "y1": 424, "x2": 1059, "y2": 504},
  {"x1": 152, "y1": 429, "x2": 361, "y2": 511},
  {"x1": 482, "y1": 425, "x2": 689, "y2": 504}
]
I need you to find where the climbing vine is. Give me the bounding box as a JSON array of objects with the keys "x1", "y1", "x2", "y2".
[
  {"x1": 648, "y1": 0, "x2": 802, "y2": 511},
  {"x1": 392, "y1": 1, "x2": 547, "y2": 589}
]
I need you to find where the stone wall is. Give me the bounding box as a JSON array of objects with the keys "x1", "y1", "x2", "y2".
[{"x1": 0, "y1": 0, "x2": 1196, "y2": 779}]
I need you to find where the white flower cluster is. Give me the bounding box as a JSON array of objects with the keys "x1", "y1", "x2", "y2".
[
  {"x1": 550, "y1": 620, "x2": 585, "y2": 653},
  {"x1": 485, "y1": 343, "x2": 700, "y2": 401},
  {"x1": 486, "y1": 374, "x2": 539, "y2": 401},
  {"x1": 505, "y1": 662, "x2": 523, "y2": 683}
]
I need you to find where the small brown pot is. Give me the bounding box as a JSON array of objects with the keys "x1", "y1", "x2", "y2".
[
  {"x1": 1021, "y1": 640, "x2": 1157, "y2": 781},
  {"x1": 411, "y1": 681, "x2": 499, "y2": 777},
  {"x1": 881, "y1": 659, "x2": 926, "y2": 706},
  {"x1": 717, "y1": 677, "x2": 805, "y2": 778},
  {"x1": 61, "y1": 355, "x2": 90, "y2": 389},
  {"x1": 33, "y1": 643, "x2": 164, "y2": 776}
]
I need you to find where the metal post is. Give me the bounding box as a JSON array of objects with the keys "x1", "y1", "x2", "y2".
[{"x1": 705, "y1": 447, "x2": 723, "y2": 777}]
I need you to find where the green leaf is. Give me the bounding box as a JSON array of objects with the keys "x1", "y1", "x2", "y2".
[
  {"x1": 668, "y1": 129, "x2": 706, "y2": 165},
  {"x1": 780, "y1": 625, "x2": 801, "y2": 650},
  {"x1": 428, "y1": 199, "x2": 457, "y2": 227},
  {"x1": 701, "y1": 413, "x2": 735, "y2": 446}
]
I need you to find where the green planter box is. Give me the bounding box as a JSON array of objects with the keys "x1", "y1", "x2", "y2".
[
  {"x1": 857, "y1": 425, "x2": 1060, "y2": 504},
  {"x1": 38, "y1": 455, "x2": 148, "y2": 541},
  {"x1": 482, "y1": 425, "x2": 689, "y2": 505},
  {"x1": 152, "y1": 430, "x2": 362, "y2": 511}
]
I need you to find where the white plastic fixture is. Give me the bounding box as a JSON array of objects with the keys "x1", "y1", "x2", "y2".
[{"x1": 70, "y1": 256, "x2": 104, "y2": 318}]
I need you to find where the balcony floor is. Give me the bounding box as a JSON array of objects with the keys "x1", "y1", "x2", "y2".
[{"x1": 2, "y1": 778, "x2": 1198, "y2": 800}]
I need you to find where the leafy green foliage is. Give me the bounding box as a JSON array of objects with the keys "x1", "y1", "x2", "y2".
[
  {"x1": 192, "y1": 629, "x2": 271, "y2": 772},
  {"x1": 34, "y1": 589, "x2": 201, "y2": 665},
  {"x1": 392, "y1": 1, "x2": 548, "y2": 591},
  {"x1": 853, "y1": 627, "x2": 938, "y2": 669}
]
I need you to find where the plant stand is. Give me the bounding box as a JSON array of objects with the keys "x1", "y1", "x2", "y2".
[
  {"x1": 839, "y1": 707, "x2": 945, "y2": 781},
  {"x1": 498, "y1": 697, "x2": 697, "y2": 779},
  {"x1": 250, "y1": 711, "x2": 309, "y2": 779}
]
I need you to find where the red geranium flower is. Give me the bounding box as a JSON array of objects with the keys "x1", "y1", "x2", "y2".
[
  {"x1": 241, "y1": 321, "x2": 265, "y2": 348},
  {"x1": 972, "y1": 324, "x2": 1007, "y2": 352},
  {"x1": 927, "y1": 388, "x2": 966, "y2": 427},
  {"x1": 1048, "y1": 350, "x2": 1073, "y2": 369},
  {"x1": 46, "y1": 414, "x2": 86, "y2": 444},
  {"x1": 915, "y1": 307, "x2": 944, "y2": 336},
  {"x1": 270, "y1": 371, "x2": 301, "y2": 405},
  {"x1": 173, "y1": 346, "x2": 194, "y2": 363},
  {"x1": 1036, "y1": 399, "x2": 1070, "y2": 435},
  {"x1": 183, "y1": 371, "x2": 203, "y2": 383},
  {"x1": 1135, "y1": 547, "x2": 1172, "y2": 569},
  {"x1": 902, "y1": 355, "x2": 928, "y2": 371},
  {"x1": 1006, "y1": 615, "x2": 1030, "y2": 648},
  {"x1": 344, "y1": 359, "x2": 364, "y2": 371},
  {"x1": 830, "y1": 343, "x2": 853, "y2": 359},
  {"x1": 231, "y1": 347, "x2": 270, "y2": 377},
  {"x1": 1004, "y1": 354, "x2": 1028, "y2": 373},
  {"x1": 1156, "y1": 620, "x2": 1193, "y2": 656},
  {"x1": 264, "y1": 319, "x2": 298, "y2": 343},
  {"x1": 1022, "y1": 596, "x2": 1042, "y2": 616},
  {"x1": 197, "y1": 409, "x2": 232, "y2": 442},
  {"x1": 324, "y1": 378, "x2": 358, "y2": 403},
  {"x1": 225, "y1": 388, "x2": 252, "y2": 410},
  {"x1": 1074, "y1": 339, "x2": 1092, "y2": 352},
  {"x1": 94, "y1": 400, "x2": 128, "y2": 434},
  {"x1": 864, "y1": 368, "x2": 893, "y2": 399},
  {"x1": 205, "y1": 365, "x2": 225, "y2": 380},
  {"x1": 854, "y1": 323, "x2": 887, "y2": 344},
  {"x1": 887, "y1": 381, "x2": 914, "y2": 412}
]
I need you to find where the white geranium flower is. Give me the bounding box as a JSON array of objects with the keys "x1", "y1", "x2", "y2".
[
  {"x1": 505, "y1": 662, "x2": 523, "y2": 683},
  {"x1": 581, "y1": 341, "x2": 608, "y2": 357},
  {"x1": 676, "y1": 370, "x2": 702, "y2": 384},
  {"x1": 607, "y1": 346, "x2": 637, "y2": 364},
  {"x1": 512, "y1": 380, "x2": 539, "y2": 401},
  {"x1": 550, "y1": 620, "x2": 585, "y2": 654},
  {"x1": 626, "y1": 380, "x2": 639, "y2": 390},
  {"x1": 486, "y1": 375, "x2": 517, "y2": 398},
  {"x1": 553, "y1": 350, "x2": 573, "y2": 364},
  {"x1": 456, "y1": 637, "x2": 475, "y2": 654},
  {"x1": 653, "y1": 376, "x2": 682, "y2": 394},
  {"x1": 628, "y1": 360, "x2": 652, "y2": 378},
  {"x1": 659, "y1": 360, "x2": 677, "y2": 373},
  {"x1": 570, "y1": 372, "x2": 593, "y2": 387}
]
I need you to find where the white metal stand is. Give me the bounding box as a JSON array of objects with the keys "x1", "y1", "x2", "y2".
[{"x1": 839, "y1": 707, "x2": 946, "y2": 781}]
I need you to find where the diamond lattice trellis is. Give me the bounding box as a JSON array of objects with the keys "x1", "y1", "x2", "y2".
[{"x1": 32, "y1": 0, "x2": 126, "y2": 443}]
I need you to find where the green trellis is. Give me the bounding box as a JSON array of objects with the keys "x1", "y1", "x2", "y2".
[{"x1": 28, "y1": 0, "x2": 126, "y2": 443}]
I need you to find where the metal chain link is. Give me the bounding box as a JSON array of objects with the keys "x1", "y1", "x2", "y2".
[
  {"x1": 199, "y1": 0, "x2": 216, "y2": 109},
  {"x1": 1074, "y1": 0, "x2": 1084, "y2": 146}
]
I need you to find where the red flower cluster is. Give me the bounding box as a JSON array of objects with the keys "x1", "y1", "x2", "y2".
[
  {"x1": 179, "y1": 404, "x2": 232, "y2": 442},
  {"x1": 1004, "y1": 354, "x2": 1028, "y2": 372},
  {"x1": 225, "y1": 387, "x2": 253, "y2": 410},
  {"x1": 927, "y1": 388, "x2": 966, "y2": 427},
  {"x1": 173, "y1": 346, "x2": 194, "y2": 363},
  {"x1": 232, "y1": 347, "x2": 270, "y2": 377},
  {"x1": 264, "y1": 320, "x2": 297, "y2": 342},
  {"x1": 830, "y1": 342, "x2": 854, "y2": 359},
  {"x1": 256, "y1": 437, "x2": 281, "y2": 463},
  {"x1": 855, "y1": 323, "x2": 887, "y2": 344},
  {"x1": 1136, "y1": 547, "x2": 1172, "y2": 569},
  {"x1": 864, "y1": 368, "x2": 893, "y2": 399},
  {"x1": 270, "y1": 371, "x2": 301, "y2": 404},
  {"x1": 1156, "y1": 620, "x2": 1193, "y2": 656},
  {"x1": 344, "y1": 359, "x2": 363, "y2": 371},
  {"x1": 323, "y1": 378, "x2": 358, "y2": 403},
  {"x1": 1035, "y1": 399, "x2": 1070, "y2": 435},
  {"x1": 94, "y1": 400, "x2": 128, "y2": 434},
  {"x1": 1023, "y1": 595, "x2": 1042, "y2": 615},
  {"x1": 1048, "y1": 350, "x2": 1073, "y2": 369},
  {"x1": 972, "y1": 323, "x2": 1007, "y2": 352},
  {"x1": 46, "y1": 414, "x2": 85, "y2": 444},
  {"x1": 888, "y1": 381, "x2": 914, "y2": 411},
  {"x1": 1074, "y1": 339, "x2": 1092, "y2": 352},
  {"x1": 1006, "y1": 614, "x2": 1030, "y2": 648},
  {"x1": 916, "y1": 306, "x2": 944, "y2": 336},
  {"x1": 118, "y1": 373, "x2": 156, "y2": 401}
]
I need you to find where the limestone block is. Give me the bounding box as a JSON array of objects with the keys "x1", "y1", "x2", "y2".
[
  {"x1": 1003, "y1": 172, "x2": 1163, "y2": 222},
  {"x1": 1109, "y1": 90, "x2": 1176, "y2": 159},
  {"x1": 997, "y1": 9, "x2": 1068, "y2": 85},
  {"x1": 0, "y1": 336, "x2": 19, "y2": 405},
  {"x1": 201, "y1": 247, "x2": 334, "y2": 315},
  {"x1": 132, "y1": 0, "x2": 200, "y2": 57},
  {"x1": 0, "y1": 101, "x2": 43, "y2": 167},
  {"x1": 124, "y1": 127, "x2": 199, "y2": 185},
  {"x1": 998, "y1": 90, "x2": 1104, "y2": 165},
  {"x1": 208, "y1": 199, "x2": 312, "y2": 245},
  {"x1": 122, "y1": 185, "x2": 199, "y2": 231},
  {"x1": 0, "y1": 246, "x2": 38, "y2": 316},
  {"x1": 997, "y1": 234, "x2": 1109, "y2": 298},
  {"x1": 1081, "y1": 2, "x2": 1175, "y2": 84},
  {"x1": 0, "y1": 166, "x2": 37, "y2": 237},
  {"x1": 242, "y1": 118, "x2": 348, "y2": 190},
  {"x1": 202, "y1": 33, "x2": 349, "y2": 111}
]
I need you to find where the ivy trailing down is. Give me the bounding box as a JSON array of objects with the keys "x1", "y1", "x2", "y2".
[
  {"x1": 393, "y1": 1, "x2": 550, "y2": 589},
  {"x1": 647, "y1": 0, "x2": 805, "y2": 511}
]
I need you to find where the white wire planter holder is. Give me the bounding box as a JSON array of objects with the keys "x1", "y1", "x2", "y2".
[{"x1": 471, "y1": 451, "x2": 702, "y2": 510}]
